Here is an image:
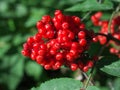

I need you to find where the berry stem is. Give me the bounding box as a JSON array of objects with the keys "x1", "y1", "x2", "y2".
[
  {"x1": 81, "y1": 11, "x2": 92, "y2": 21},
  {"x1": 82, "y1": 41, "x2": 107, "y2": 89},
  {"x1": 81, "y1": 0, "x2": 102, "y2": 21},
  {"x1": 108, "y1": 3, "x2": 120, "y2": 33},
  {"x1": 82, "y1": 72, "x2": 94, "y2": 85},
  {"x1": 83, "y1": 70, "x2": 94, "y2": 89},
  {"x1": 96, "y1": 33, "x2": 120, "y2": 44}
]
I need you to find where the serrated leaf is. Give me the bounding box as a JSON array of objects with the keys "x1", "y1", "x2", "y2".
[
  {"x1": 87, "y1": 86, "x2": 100, "y2": 90},
  {"x1": 25, "y1": 61, "x2": 43, "y2": 80},
  {"x1": 65, "y1": 0, "x2": 113, "y2": 12},
  {"x1": 31, "y1": 78, "x2": 82, "y2": 90},
  {"x1": 101, "y1": 60, "x2": 120, "y2": 77}
]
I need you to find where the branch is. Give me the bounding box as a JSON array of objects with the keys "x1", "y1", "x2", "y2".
[{"x1": 96, "y1": 33, "x2": 120, "y2": 44}]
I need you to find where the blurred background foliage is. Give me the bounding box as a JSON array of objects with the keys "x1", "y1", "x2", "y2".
[{"x1": 0, "y1": 0, "x2": 120, "y2": 90}]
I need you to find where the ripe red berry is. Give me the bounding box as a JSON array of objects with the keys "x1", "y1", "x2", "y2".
[
  {"x1": 78, "y1": 31, "x2": 86, "y2": 39},
  {"x1": 54, "y1": 10, "x2": 62, "y2": 16},
  {"x1": 44, "y1": 64, "x2": 51, "y2": 70},
  {"x1": 22, "y1": 10, "x2": 97, "y2": 72},
  {"x1": 42, "y1": 15, "x2": 51, "y2": 23},
  {"x1": 62, "y1": 22, "x2": 69, "y2": 29},
  {"x1": 50, "y1": 48, "x2": 57, "y2": 55},
  {"x1": 55, "y1": 53, "x2": 63, "y2": 61},
  {"x1": 36, "y1": 56, "x2": 43, "y2": 64},
  {"x1": 79, "y1": 39, "x2": 87, "y2": 46},
  {"x1": 66, "y1": 53, "x2": 74, "y2": 61},
  {"x1": 86, "y1": 61, "x2": 93, "y2": 68},
  {"x1": 70, "y1": 64, "x2": 78, "y2": 71},
  {"x1": 36, "y1": 21, "x2": 44, "y2": 29},
  {"x1": 94, "y1": 12, "x2": 102, "y2": 19},
  {"x1": 83, "y1": 66, "x2": 89, "y2": 72}
]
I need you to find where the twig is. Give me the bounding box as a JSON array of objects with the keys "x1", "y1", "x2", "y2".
[
  {"x1": 81, "y1": 11, "x2": 92, "y2": 21},
  {"x1": 108, "y1": 3, "x2": 120, "y2": 33},
  {"x1": 82, "y1": 72, "x2": 94, "y2": 85},
  {"x1": 96, "y1": 33, "x2": 120, "y2": 44}
]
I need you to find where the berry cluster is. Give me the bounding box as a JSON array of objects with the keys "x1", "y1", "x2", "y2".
[
  {"x1": 91, "y1": 12, "x2": 120, "y2": 57},
  {"x1": 22, "y1": 10, "x2": 97, "y2": 72}
]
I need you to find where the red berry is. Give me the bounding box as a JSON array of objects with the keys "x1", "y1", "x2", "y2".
[
  {"x1": 94, "y1": 12, "x2": 102, "y2": 19},
  {"x1": 38, "y1": 50, "x2": 45, "y2": 56},
  {"x1": 36, "y1": 21, "x2": 44, "y2": 29},
  {"x1": 62, "y1": 22, "x2": 69, "y2": 29},
  {"x1": 50, "y1": 48, "x2": 57, "y2": 55},
  {"x1": 55, "y1": 53, "x2": 63, "y2": 61},
  {"x1": 54, "y1": 10, "x2": 62, "y2": 16},
  {"x1": 22, "y1": 10, "x2": 97, "y2": 72},
  {"x1": 70, "y1": 64, "x2": 78, "y2": 71},
  {"x1": 83, "y1": 66, "x2": 89, "y2": 72},
  {"x1": 42, "y1": 15, "x2": 51, "y2": 23},
  {"x1": 68, "y1": 32, "x2": 74, "y2": 40},
  {"x1": 79, "y1": 39, "x2": 87, "y2": 46},
  {"x1": 44, "y1": 64, "x2": 51, "y2": 70},
  {"x1": 45, "y1": 23, "x2": 52, "y2": 30},
  {"x1": 92, "y1": 37, "x2": 98, "y2": 42},
  {"x1": 36, "y1": 56, "x2": 43, "y2": 64},
  {"x1": 66, "y1": 53, "x2": 74, "y2": 61},
  {"x1": 86, "y1": 61, "x2": 93, "y2": 68},
  {"x1": 53, "y1": 62, "x2": 61, "y2": 70},
  {"x1": 70, "y1": 49, "x2": 78, "y2": 56},
  {"x1": 46, "y1": 30, "x2": 54, "y2": 39},
  {"x1": 78, "y1": 31, "x2": 86, "y2": 39},
  {"x1": 72, "y1": 16, "x2": 81, "y2": 24}
]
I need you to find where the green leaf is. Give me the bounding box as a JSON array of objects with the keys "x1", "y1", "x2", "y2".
[
  {"x1": 100, "y1": 60, "x2": 120, "y2": 77},
  {"x1": 25, "y1": 61, "x2": 43, "y2": 80},
  {"x1": 59, "y1": 0, "x2": 84, "y2": 5},
  {"x1": 88, "y1": 43, "x2": 101, "y2": 56},
  {"x1": 31, "y1": 78, "x2": 82, "y2": 90},
  {"x1": 25, "y1": 8, "x2": 47, "y2": 27},
  {"x1": 114, "y1": 78, "x2": 120, "y2": 90},
  {"x1": 87, "y1": 86, "x2": 100, "y2": 90},
  {"x1": 97, "y1": 56, "x2": 119, "y2": 68},
  {"x1": 12, "y1": 34, "x2": 24, "y2": 46},
  {"x1": 65, "y1": 0, "x2": 113, "y2": 12},
  {"x1": 15, "y1": 4, "x2": 27, "y2": 17},
  {"x1": 0, "y1": 43, "x2": 11, "y2": 58},
  {"x1": 0, "y1": 54, "x2": 24, "y2": 90},
  {"x1": 111, "y1": 0, "x2": 120, "y2": 2},
  {"x1": 0, "y1": 1, "x2": 9, "y2": 13}
]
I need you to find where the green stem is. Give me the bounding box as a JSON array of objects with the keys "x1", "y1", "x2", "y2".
[
  {"x1": 83, "y1": 72, "x2": 93, "y2": 89},
  {"x1": 108, "y1": 12, "x2": 115, "y2": 33},
  {"x1": 83, "y1": 72, "x2": 94, "y2": 85},
  {"x1": 81, "y1": 11, "x2": 92, "y2": 21},
  {"x1": 81, "y1": 0, "x2": 102, "y2": 22},
  {"x1": 108, "y1": 3, "x2": 120, "y2": 33},
  {"x1": 82, "y1": 61, "x2": 96, "y2": 90}
]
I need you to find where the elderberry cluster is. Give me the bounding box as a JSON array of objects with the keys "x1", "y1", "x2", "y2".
[
  {"x1": 22, "y1": 10, "x2": 97, "y2": 72},
  {"x1": 91, "y1": 12, "x2": 120, "y2": 58}
]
